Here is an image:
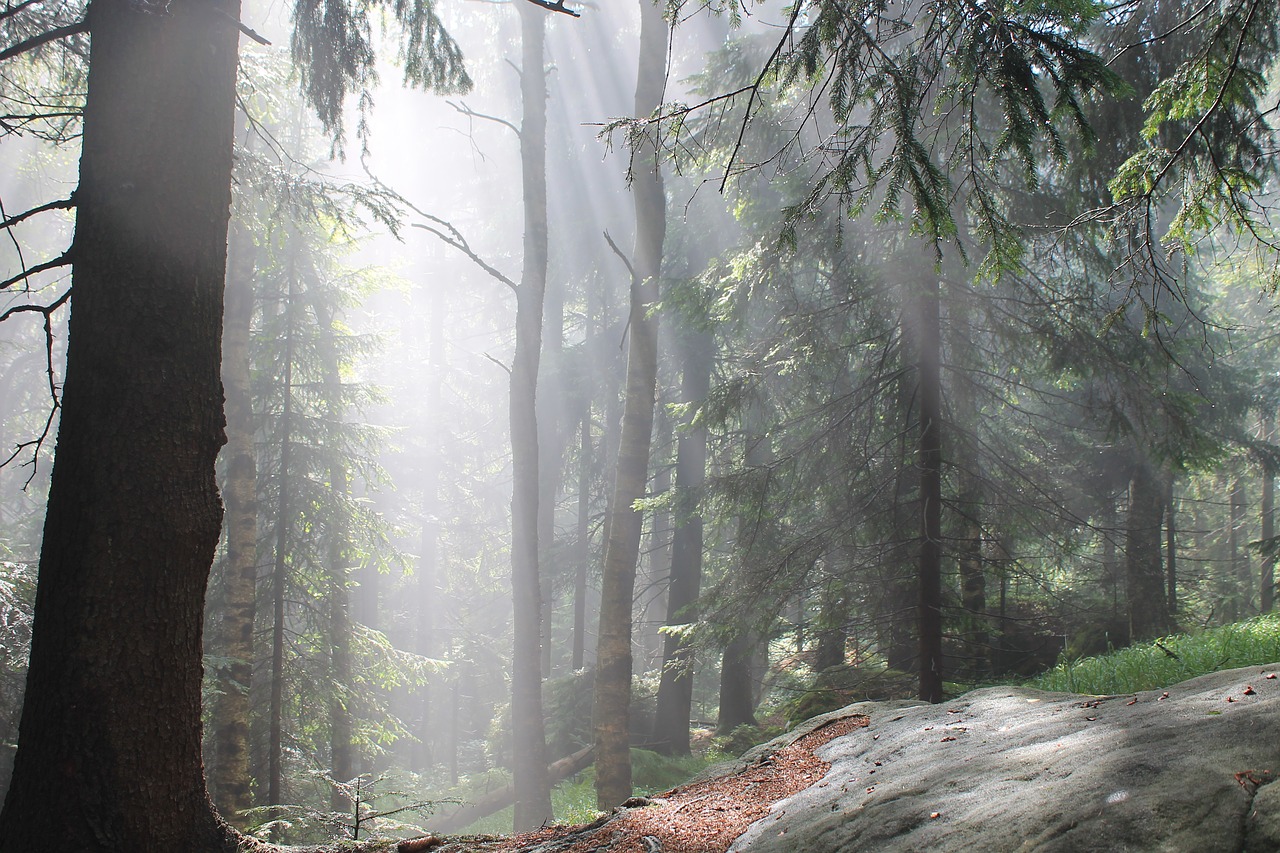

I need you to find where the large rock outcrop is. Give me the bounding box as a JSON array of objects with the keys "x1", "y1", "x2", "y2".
[{"x1": 732, "y1": 664, "x2": 1280, "y2": 852}]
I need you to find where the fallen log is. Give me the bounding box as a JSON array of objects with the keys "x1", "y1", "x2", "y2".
[{"x1": 428, "y1": 744, "x2": 595, "y2": 834}]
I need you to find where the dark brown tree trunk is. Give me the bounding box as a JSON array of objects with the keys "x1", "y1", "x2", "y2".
[
  {"x1": 211, "y1": 219, "x2": 257, "y2": 828},
  {"x1": 716, "y1": 632, "x2": 759, "y2": 733},
  {"x1": 0, "y1": 0, "x2": 241, "y2": 847},
  {"x1": 1126, "y1": 457, "x2": 1170, "y2": 641},
  {"x1": 511, "y1": 0, "x2": 553, "y2": 830},
  {"x1": 814, "y1": 567, "x2": 850, "y2": 672},
  {"x1": 916, "y1": 256, "x2": 944, "y2": 703},
  {"x1": 592, "y1": 0, "x2": 668, "y2": 810},
  {"x1": 650, "y1": 327, "x2": 711, "y2": 756}
]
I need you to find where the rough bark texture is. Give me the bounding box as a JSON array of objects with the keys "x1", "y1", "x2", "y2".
[
  {"x1": 0, "y1": 0, "x2": 241, "y2": 847},
  {"x1": 1165, "y1": 474, "x2": 1177, "y2": 616},
  {"x1": 212, "y1": 219, "x2": 258, "y2": 828},
  {"x1": 511, "y1": 0, "x2": 553, "y2": 830},
  {"x1": 592, "y1": 0, "x2": 668, "y2": 810},
  {"x1": 916, "y1": 259, "x2": 944, "y2": 703},
  {"x1": 1126, "y1": 457, "x2": 1170, "y2": 642},
  {"x1": 650, "y1": 327, "x2": 711, "y2": 756}
]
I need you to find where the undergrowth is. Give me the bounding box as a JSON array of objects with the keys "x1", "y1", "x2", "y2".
[
  {"x1": 457, "y1": 747, "x2": 723, "y2": 835},
  {"x1": 1029, "y1": 614, "x2": 1280, "y2": 695}
]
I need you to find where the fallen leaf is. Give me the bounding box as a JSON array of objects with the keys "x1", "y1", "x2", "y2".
[
  {"x1": 940, "y1": 736, "x2": 957, "y2": 742},
  {"x1": 1157, "y1": 692, "x2": 1169, "y2": 701},
  {"x1": 1244, "y1": 685, "x2": 1257, "y2": 696},
  {"x1": 1227, "y1": 696, "x2": 1237, "y2": 703},
  {"x1": 1085, "y1": 716, "x2": 1097, "y2": 721},
  {"x1": 1127, "y1": 696, "x2": 1138, "y2": 706},
  {"x1": 930, "y1": 812, "x2": 942, "y2": 819},
  {"x1": 1267, "y1": 673, "x2": 1277, "y2": 680}
]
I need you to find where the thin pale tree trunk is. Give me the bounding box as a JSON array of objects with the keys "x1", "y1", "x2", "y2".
[
  {"x1": 212, "y1": 219, "x2": 258, "y2": 827},
  {"x1": 592, "y1": 0, "x2": 669, "y2": 809},
  {"x1": 916, "y1": 252, "x2": 944, "y2": 703},
  {"x1": 510, "y1": 0, "x2": 553, "y2": 830}
]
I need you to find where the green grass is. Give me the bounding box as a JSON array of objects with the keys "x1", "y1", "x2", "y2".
[
  {"x1": 1029, "y1": 614, "x2": 1280, "y2": 695},
  {"x1": 456, "y1": 748, "x2": 723, "y2": 835}
]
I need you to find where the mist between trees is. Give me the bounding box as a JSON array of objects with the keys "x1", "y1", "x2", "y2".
[{"x1": 0, "y1": 0, "x2": 1276, "y2": 848}]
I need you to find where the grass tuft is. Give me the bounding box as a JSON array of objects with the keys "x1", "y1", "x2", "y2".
[{"x1": 1029, "y1": 614, "x2": 1280, "y2": 695}]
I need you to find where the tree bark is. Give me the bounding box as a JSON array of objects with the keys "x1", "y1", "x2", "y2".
[
  {"x1": 916, "y1": 253, "x2": 944, "y2": 703},
  {"x1": 716, "y1": 632, "x2": 759, "y2": 733},
  {"x1": 266, "y1": 248, "x2": 298, "y2": 827},
  {"x1": 211, "y1": 219, "x2": 258, "y2": 828},
  {"x1": 511, "y1": 0, "x2": 553, "y2": 831},
  {"x1": 1231, "y1": 476, "x2": 1250, "y2": 618},
  {"x1": 0, "y1": 0, "x2": 241, "y2": 847},
  {"x1": 1126, "y1": 457, "x2": 1170, "y2": 641},
  {"x1": 1165, "y1": 474, "x2": 1177, "y2": 616},
  {"x1": 650, "y1": 326, "x2": 711, "y2": 756},
  {"x1": 592, "y1": 0, "x2": 668, "y2": 810}
]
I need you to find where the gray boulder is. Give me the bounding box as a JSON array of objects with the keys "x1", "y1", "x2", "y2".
[{"x1": 731, "y1": 664, "x2": 1280, "y2": 852}]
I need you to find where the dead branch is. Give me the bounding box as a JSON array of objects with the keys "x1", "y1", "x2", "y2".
[
  {"x1": 0, "y1": 19, "x2": 87, "y2": 63},
  {"x1": 521, "y1": 0, "x2": 581, "y2": 18},
  {"x1": 0, "y1": 250, "x2": 72, "y2": 290},
  {"x1": 447, "y1": 100, "x2": 519, "y2": 138},
  {"x1": 0, "y1": 195, "x2": 74, "y2": 231}
]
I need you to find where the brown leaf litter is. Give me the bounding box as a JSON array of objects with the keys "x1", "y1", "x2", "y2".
[{"x1": 403, "y1": 714, "x2": 868, "y2": 853}]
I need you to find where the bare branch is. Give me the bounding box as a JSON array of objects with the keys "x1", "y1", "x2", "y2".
[
  {"x1": 0, "y1": 195, "x2": 73, "y2": 231},
  {"x1": 447, "y1": 100, "x2": 519, "y2": 137},
  {"x1": 521, "y1": 0, "x2": 580, "y2": 18},
  {"x1": 0, "y1": 19, "x2": 87, "y2": 64},
  {"x1": 411, "y1": 220, "x2": 518, "y2": 292},
  {"x1": 0, "y1": 250, "x2": 72, "y2": 290},
  {"x1": 0, "y1": 285, "x2": 69, "y2": 324},
  {"x1": 0, "y1": 289, "x2": 67, "y2": 485}
]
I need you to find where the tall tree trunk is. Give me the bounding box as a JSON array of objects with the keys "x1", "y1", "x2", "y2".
[
  {"x1": 266, "y1": 255, "x2": 299, "y2": 825},
  {"x1": 916, "y1": 253, "x2": 944, "y2": 703},
  {"x1": 413, "y1": 286, "x2": 446, "y2": 770},
  {"x1": 1262, "y1": 411, "x2": 1276, "y2": 613},
  {"x1": 510, "y1": 0, "x2": 553, "y2": 830},
  {"x1": 1126, "y1": 457, "x2": 1170, "y2": 641},
  {"x1": 1165, "y1": 474, "x2": 1177, "y2": 616},
  {"x1": 572, "y1": 401, "x2": 591, "y2": 671},
  {"x1": 641, "y1": 398, "x2": 675, "y2": 669},
  {"x1": 0, "y1": 0, "x2": 241, "y2": 847},
  {"x1": 650, "y1": 326, "x2": 711, "y2": 756},
  {"x1": 538, "y1": 266, "x2": 565, "y2": 678},
  {"x1": 1231, "y1": 476, "x2": 1250, "y2": 618},
  {"x1": 814, "y1": 565, "x2": 850, "y2": 672},
  {"x1": 322, "y1": 315, "x2": 355, "y2": 813},
  {"x1": 211, "y1": 219, "x2": 257, "y2": 828},
  {"x1": 592, "y1": 0, "x2": 668, "y2": 810},
  {"x1": 716, "y1": 632, "x2": 759, "y2": 733}
]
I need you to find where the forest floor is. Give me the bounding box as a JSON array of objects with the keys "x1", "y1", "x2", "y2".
[{"x1": 392, "y1": 713, "x2": 869, "y2": 853}]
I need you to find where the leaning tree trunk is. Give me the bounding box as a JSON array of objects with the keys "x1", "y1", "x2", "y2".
[
  {"x1": 0, "y1": 0, "x2": 241, "y2": 847},
  {"x1": 211, "y1": 218, "x2": 258, "y2": 828},
  {"x1": 510, "y1": 0, "x2": 553, "y2": 830},
  {"x1": 592, "y1": 0, "x2": 668, "y2": 810}
]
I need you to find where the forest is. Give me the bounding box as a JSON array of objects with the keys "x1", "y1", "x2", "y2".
[{"x1": 0, "y1": 0, "x2": 1277, "y2": 849}]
